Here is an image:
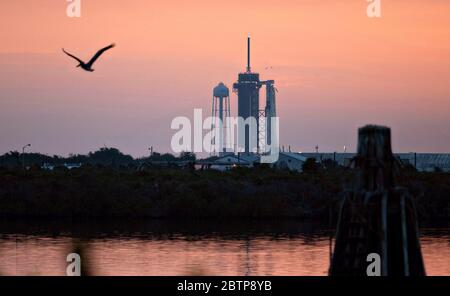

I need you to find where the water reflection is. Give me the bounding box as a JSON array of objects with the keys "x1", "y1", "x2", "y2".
[{"x1": 0, "y1": 220, "x2": 448, "y2": 276}]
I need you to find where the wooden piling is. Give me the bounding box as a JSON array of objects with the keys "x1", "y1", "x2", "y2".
[{"x1": 329, "y1": 125, "x2": 425, "y2": 276}]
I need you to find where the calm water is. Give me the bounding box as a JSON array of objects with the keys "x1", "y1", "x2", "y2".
[{"x1": 0, "y1": 220, "x2": 448, "y2": 276}]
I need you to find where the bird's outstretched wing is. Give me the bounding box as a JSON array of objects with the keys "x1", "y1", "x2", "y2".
[
  {"x1": 87, "y1": 43, "x2": 115, "y2": 67},
  {"x1": 62, "y1": 48, "x2": 84, "y2": 64}
]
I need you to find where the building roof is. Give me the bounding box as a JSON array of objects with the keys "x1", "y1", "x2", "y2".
[
  {"x1": 299, "y1": 152, "x2": 450, "y2": 170},
  {"x1": 279, "y1": 152, "x2": 308, "y2": 162},
  {"x1": 212, "y1": 154, "x2": 259, "y2": 165}
]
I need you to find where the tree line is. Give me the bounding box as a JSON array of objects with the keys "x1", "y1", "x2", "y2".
[{"x1": 0, "y1": 147, "x2": 196, "y2": 168}]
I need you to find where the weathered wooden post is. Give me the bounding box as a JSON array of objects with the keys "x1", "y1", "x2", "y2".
[{"x1": 329, "y1": 125, "x2": 425, "y2": 276}]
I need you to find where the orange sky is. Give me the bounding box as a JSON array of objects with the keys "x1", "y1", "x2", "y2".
[{"x1": 1, "y1": 0, "x2": 450, "y2": 156}]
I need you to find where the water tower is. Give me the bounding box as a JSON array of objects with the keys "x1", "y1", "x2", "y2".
[{"x1": 211, "y1": 82, "x2": 231, "y2": 155}]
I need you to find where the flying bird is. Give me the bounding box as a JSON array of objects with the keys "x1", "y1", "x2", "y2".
[{"x1": 62, "y1": 43, "x2": 115, "y2": 72}]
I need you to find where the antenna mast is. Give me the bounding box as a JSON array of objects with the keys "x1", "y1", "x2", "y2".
[{"x1": 247, "y1": 35, "x2": 251, "y2": 72}]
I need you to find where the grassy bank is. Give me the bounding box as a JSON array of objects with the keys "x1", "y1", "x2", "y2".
[{"x1": 0, "y1": 167, "x2": 448, "y2": 221}]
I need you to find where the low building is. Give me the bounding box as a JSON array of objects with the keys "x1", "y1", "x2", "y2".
[
  {"x1": 396, "y1": 153, "x2": 450, "y2": 172},
  {"x1": 208, "y1": 153, "x2": 259, "y2": 171},
  {"x1": 207, "y1": 152, "x2": 308, "y2": 172},
  {"x1": 299, "y1": 152, "x2": 355, "y2": 167},
  {"x1": 300, "y1": 152, "x2": 450, "y2": 172},
  {"x1": 203, "y1": 151, "x2": 450, "y2": 173},
  {"x1": 273, "y1": 152, "x2": 309, "y2": 172}
]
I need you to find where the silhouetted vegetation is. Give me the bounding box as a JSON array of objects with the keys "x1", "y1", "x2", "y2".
[
  {"x1": 302, "y1": 158, "x2": 319, "y2": 172},
  {"x1": 0, "y1": 162, "x2": 447, "y2": 221},
  {"x1": 0, "y1": 147, "x2": 136, "y2": 168},
  {"x1": 0, "y1": 148, "x2": 448, "y2": 221},
  {"x1": 0, "y1": 165, "x2": 343, "y2": 219},
  {"x1": 0, "y1": 147, "x2": 187, "y2": 169},
  {"x1": 399, "y1": 170, "x2": 450, "y2": 221}
]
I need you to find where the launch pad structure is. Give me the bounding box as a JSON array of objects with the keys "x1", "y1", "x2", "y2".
[
  {"x1": 232, "y1": 36, "x2": 277, "y2": 155},
  {"x1": 210, "y1": 36, "x2": 277, "y2": 156}
]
